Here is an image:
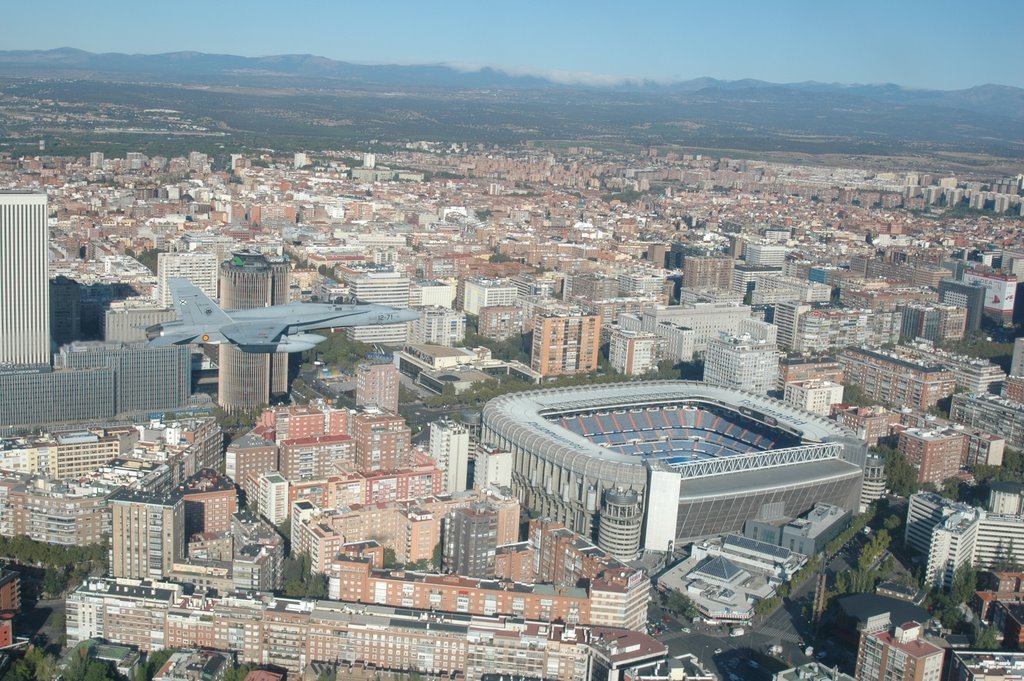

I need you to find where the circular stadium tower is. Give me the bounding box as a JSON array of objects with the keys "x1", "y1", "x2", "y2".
[{"x1": 482, "y1": 380, "x2": 867, "y2": 561}]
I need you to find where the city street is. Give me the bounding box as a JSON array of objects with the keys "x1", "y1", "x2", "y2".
[
  {"x1": 652, "y1": 605, "x2": 792, "y2": 681},
  {"x1": 648, "y1": 522, "x2": 877, "y2": 679},
  {"x1": 14, "y1": 597, "x2": 65, "y2": 654}
]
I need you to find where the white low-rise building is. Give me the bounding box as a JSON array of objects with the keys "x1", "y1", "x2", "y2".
[
  {"x1": 657, "y1": 534, "x2": 806, "y2": 623},
  {"x1": 783, "y1": 379, "x2": 844, "y2": 416}
]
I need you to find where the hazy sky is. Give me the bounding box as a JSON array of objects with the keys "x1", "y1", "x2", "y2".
[{"x1": 5, "y1": 0, "x2": 1022, "y2": 89}]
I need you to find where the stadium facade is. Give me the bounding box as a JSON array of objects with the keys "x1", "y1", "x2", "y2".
[{"x1": 482, "y1": 381, "x2": 866, "y2": 561}]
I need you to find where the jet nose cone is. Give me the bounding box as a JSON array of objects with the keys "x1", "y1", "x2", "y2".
[{"x1": 396, "y1": 309, "x2": 420, "y2": 323}]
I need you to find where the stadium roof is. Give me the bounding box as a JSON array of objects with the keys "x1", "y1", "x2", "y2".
[
  {"x1": 484, "y1": 381, "x2": 859, "y2": 469},
  {"x1": 678, "y1": 457, "x2": 861, "y2": 498}
]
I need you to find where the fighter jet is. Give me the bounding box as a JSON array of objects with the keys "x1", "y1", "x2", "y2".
[{"x1": 146, "y1": 278, "x2": 419, "y2": 353}]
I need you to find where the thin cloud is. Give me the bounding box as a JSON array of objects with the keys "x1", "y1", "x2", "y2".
[{"x1": 443, "y1": 62, "x2": 658, "y2": 87}]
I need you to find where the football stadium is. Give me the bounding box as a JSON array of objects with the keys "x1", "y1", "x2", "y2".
[{"x1": 481, "y1": 381, "x2": 867, "y2": 561}]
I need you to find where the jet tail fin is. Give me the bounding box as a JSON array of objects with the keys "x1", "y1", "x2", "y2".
[{"x1": 167, "y1": 278, "x2": 231, "y2": 326}]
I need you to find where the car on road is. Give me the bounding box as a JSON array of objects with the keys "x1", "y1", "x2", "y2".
[
  {"x1": 714, "y1": 648, "x2": 723, "y2": 655},
  {"x1": 681, "y1": 627, "x2": 691, "y2": 633}
]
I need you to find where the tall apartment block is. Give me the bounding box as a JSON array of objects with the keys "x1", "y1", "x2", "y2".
[
  {"x1": 462, "y1": 277, "x2": 518, "y2": 315},
  {"x1": 899, "y1": 303, "x2": 967, "y2": 344},
  {"x1": 108, "y1": 489, "x2": 185, "y2": 580},
  {"x1": 682, "y1": 255, "x2": 734, "y2": 292},
  {"x1": 66, "y1": 578, "x2": 666, "y2": 678},
  {"x1": 430, "y1": 419, "x2": 470, "y2": 494},
  {"x1": 156, "y1": 252, "x2": 218, "y2": 309},
  {"x1": 1012, "y1": 337, "x2": 1024, "y2": 377},
  {"x1": 838, "y1": 347, "x2": 956, "y2": 410},
  {"x1": 0, "y1": 192, "x2": 49, "y2": 366},
  {"x1": 345, "y1": 271, "x2": 411, "y2": 345},
  {"x1": 477, "y1": 305, "x2": 525, "y2": 340},
  {"x1": 225, "y1": 432, "x2": 279, "y2": 501},
  {"x1": 355, "y1": 360, "x2": 400, "y2": 414},
  {"x1": 703, "y1": 332, "x2": 779, "y2": 395},
  {"x1": 774, "y1": 301, "x2": 811, "y2": 351},
  {"x1": 443, "y1": 503, "x2": 499, "y2": 578},
  {"x1": 897, "y1": 428, "x2": 964, "y2": 486},
  {"x1": 637, "y1": 303, "x2": 752, "y2": 353},
  {"x1": 564, "y1": 273, "x2": 619, "y2": 303},
  {"x1": 938, "y1": 279, "x2": 987, "y2": 333},
  {"x1": 744, "y1": 243, "x2": 789, "y2": 268},
  {"x1": 608, "y1": 328, "x2": 662, "y2": 376},
  {"x1": 855, "y1": 619, "x2": 944, "y2": 681},
  {"x1": 951, "y1": 393, "x2": 1024, "y2": 450},
  {"x1": 530, "y1": 312, "x2": 602, "y2": 377},
  {"x1": 409, "y1": 306, "x2": 466, "y2": 347},
  {"x1": 49, "y1": 275, "x2": 81, "y2": 345},
  {"x1": 905, "y1": 492, "x2": 1024, "y2": 589},
  {"x1": 352, "y1": 410, "x2": 412, "y2": 471},
  {"x1": 218, "y1": 252, "x2": 290, "y2": 412}
]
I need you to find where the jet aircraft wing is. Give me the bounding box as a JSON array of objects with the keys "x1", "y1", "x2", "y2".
[{"x1": 220, "y1": 320, "x2": 289, "y2": 346}]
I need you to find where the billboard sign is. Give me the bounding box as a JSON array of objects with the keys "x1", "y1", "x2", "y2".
[{"x1": 963, "y1": 271, "x2": 1016, "y2": 314}]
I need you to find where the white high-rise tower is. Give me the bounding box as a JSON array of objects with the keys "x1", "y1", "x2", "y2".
[
  {"x1": 156, "y1": 252, "x2": 218, "y2": 309},
  {"x1": 0, "y1": 192, "x2": 49, "y2": 366},
  {"x1": 430, "y1": 420, "x2": 470, "y2": 494}
]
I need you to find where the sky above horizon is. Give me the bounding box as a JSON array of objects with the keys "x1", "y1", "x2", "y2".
[{"x1": 5, "y1": 0, "x2": 1023, "y2": 90}]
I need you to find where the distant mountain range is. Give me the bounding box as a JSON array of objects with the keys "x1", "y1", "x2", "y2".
[
  {"x1": 2, "y1": 48, "x2": 1022, "y2": 121},
  {"x1": 2, "y1": 48, "x2": 1023, "y2": 161}
]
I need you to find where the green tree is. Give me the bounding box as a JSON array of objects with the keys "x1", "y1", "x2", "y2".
[
  {"x1": 940, "y1": 477, "x2": 962, "y2": 502},
  {"x1": 64, "y1": 654, "x2": 118, "y2": 681},
  {"x1": 7, "y1": 646, "x2": 56, "y2": 681},
  {"x1": 951, "y1": 562, "x2": 977, "y2": 603},
  {"x1": 837, "y1": 568, "x2": 876, "y2": 595},
  {"x1": 41, "y1": 568, "x2": 69, "y2": 598},
  {"x1": 666, "y1": 589, "x2": 698, "y2": 619},
  {"x1": 858, "y1": 529, "x2": 891, "y2": 572},
  {"x1": 841, "y1": 383, "x2": 876, "y2": 407},
  {"x1": 140, "y1": 649, "x2": 176, "y2": 681},
  {"x1": 932, "y1": 592, "x2": 964, "y2": 629},
  {"x1": 133, "y1": 249, "x2": 166, "y2": 275},
  {"x1": 311, "y1": 333, "x2": 373, "y2": 371},
  {"x1": 50, "y1": 612, "x2": 66, "y2": 648},
  {"x1": 0, "y1": 535, "x2": 107, "y2": 568},
  {"x1": 879, "y1": 446, "x2": 918, "y2": 498},
  {"x1": 975, "y1": 624, "x2": 1001, "y2": 650},
  {"x1": 222, "y1": 664, "x2": 253, "y2": 681},
  {"x1": 383, "y1": 547, "x2": 398, "y2": 569},
  {"x1": 980, "y1": 447, "x2": 1024, "y2": 484}
]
